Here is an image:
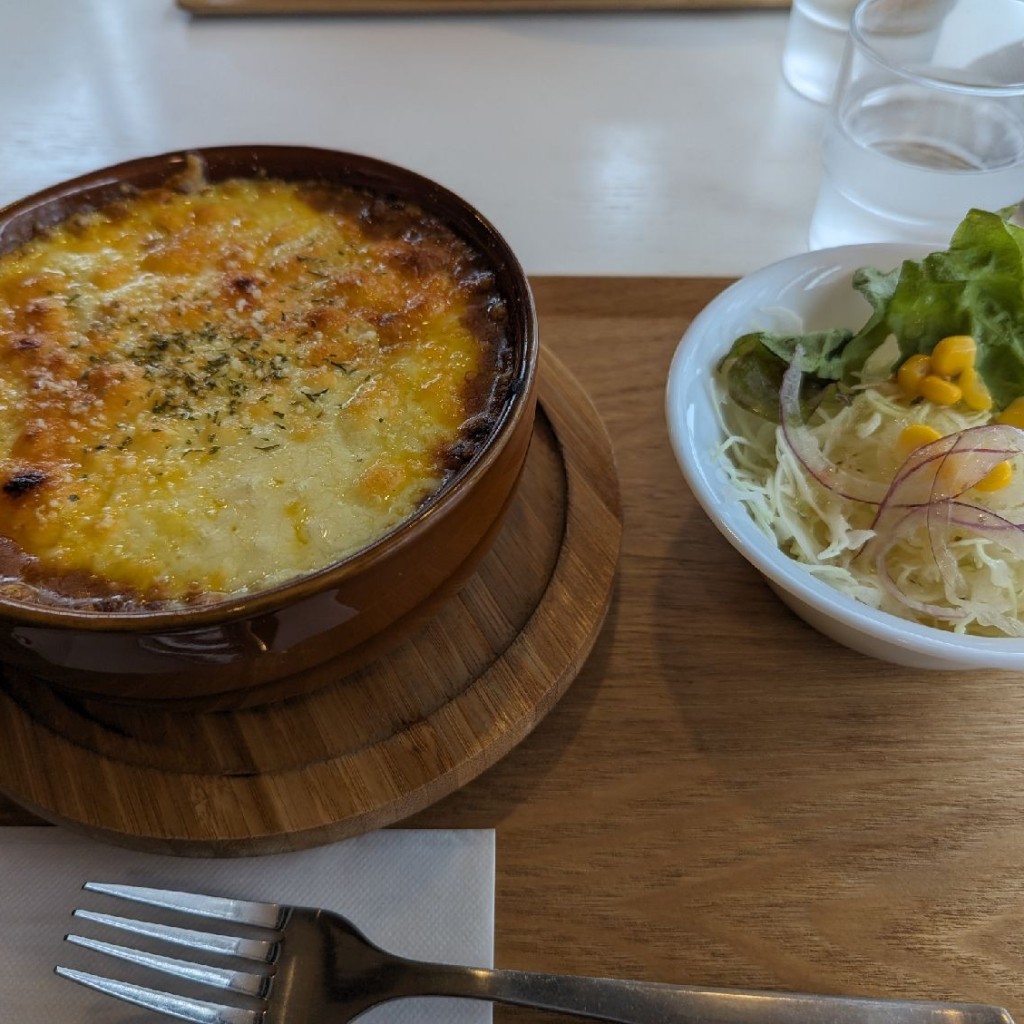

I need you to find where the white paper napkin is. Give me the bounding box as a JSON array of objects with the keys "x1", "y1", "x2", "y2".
[{"x1": 0, "y1": 827, "x2": 494, "y2": 1023}]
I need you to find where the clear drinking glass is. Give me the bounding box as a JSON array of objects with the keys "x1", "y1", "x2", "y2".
[
  {"x1": 808, "y1": 0, "x2": 1024, "y2": 249},
  {"x1": 782, "y1": 0, "x2": 860, "y2": 104}
]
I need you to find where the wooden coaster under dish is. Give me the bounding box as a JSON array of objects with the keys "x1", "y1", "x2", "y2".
[{"x1": 0, "y1": 349, "x2": 622, "y2": 855}]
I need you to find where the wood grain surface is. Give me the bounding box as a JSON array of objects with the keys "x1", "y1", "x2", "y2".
[
  {"x1": 5, "y1": 277, "x2": 1024, "y2": 1022},
  {"x1": 179, "y1": 0, "x2": 788, "y2": 15}
]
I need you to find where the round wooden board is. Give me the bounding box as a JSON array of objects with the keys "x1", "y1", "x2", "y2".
[{"x1": 0, "y1": 350, "x2": 622, "y2": 855}]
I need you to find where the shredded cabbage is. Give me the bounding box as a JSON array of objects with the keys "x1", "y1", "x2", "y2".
[{"x1": 715, "y1": 377, "x2": 1024, "y2": 637}]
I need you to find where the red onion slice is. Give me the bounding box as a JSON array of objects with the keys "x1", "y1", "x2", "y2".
[
  {"x1": 779, "y1": 354, "x2": 889, "y2": 505},
  {"x1": 870, "y1": 505, "x2": 969, "y2": 621},
  {"x1": 876, "y1": 425, "x2": 1024, "y2": 515},
  {"x1": 864, "y1": 425, "x2": 1024, "y2": 596},
  {"x1": 869, "y1": 499, "x2": 1024, "y2": 626}
]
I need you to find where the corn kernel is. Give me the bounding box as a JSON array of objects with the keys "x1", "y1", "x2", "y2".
[
  {"x1": 931, "y1": 334, "x2": 976, "y2": 377},
  {"x1": 898, "y1": 423, "x2": 942, "y2": 458},
  {"x1": 919, "y1": 374, "x2": 962, "y2": 406},
  {"x1": 959, "y1": 365, "x2": 992, "y2": 412},
  {"x1": 896, "y1": 353, "x2": 931, "y2": 398},
  {"x1": 997, "y1": 397, "x2": 1024, "y2": 430},
  {"x1": 974, "y1": 460, "x2": 1014, "y2": 492}
]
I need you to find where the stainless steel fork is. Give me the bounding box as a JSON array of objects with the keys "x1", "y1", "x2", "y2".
[{"x1": 56, "y1": 882, "x2": 1016, "y2": 1024}]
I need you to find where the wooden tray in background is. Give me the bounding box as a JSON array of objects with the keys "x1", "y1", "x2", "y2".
[
  {"x1": 179, "y1": 0, "x2": 788, "y2": 15},
  {"x1": 0, "y1": 350, "x2": 622, "y2": 856}
]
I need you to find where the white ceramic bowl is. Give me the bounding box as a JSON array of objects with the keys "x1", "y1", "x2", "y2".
[{"x1": 665, "y1": 243, "x2": 1024, "y2": 672}]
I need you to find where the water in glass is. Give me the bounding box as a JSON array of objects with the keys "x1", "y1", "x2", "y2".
[{"x1": 810, "y1": 83, "x2": 1024, "y2": 248}]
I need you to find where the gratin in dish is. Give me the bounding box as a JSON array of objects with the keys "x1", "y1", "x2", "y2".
[{"x1": 0, "y1": 156, "x2": 514, "y2": 612}]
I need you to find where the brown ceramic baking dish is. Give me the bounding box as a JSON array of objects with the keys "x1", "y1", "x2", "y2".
[{"x1": 0, "y1": 146, "x2": 538, "y2": 708}]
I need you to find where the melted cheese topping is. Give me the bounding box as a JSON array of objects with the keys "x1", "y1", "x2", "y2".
[{"x1": 0, "y1": 173, "x2": 507, "y2": 608}]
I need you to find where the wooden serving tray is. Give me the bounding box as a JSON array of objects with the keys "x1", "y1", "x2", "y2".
[
  {"x1": 0, "y1": 349, "x2": 621, "y2": 856},
  {"x1": 8, "y1": 277, "x2": 1024, "y2": 1023},
  {"x1": 179, "y1": 0, "x2": 788, "y2": 14}
]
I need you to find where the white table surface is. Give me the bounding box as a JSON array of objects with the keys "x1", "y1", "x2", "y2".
[{"x1": 1, "y1": 0, "x2": 827, "y2": 277}]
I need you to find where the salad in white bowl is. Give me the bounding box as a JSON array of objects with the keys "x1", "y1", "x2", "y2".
[{"x1": 666, "y1": 208, "x2": 1024, "y2": 669}]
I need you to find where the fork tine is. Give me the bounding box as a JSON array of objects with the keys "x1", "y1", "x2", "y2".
[
  {"x1": 54, "y1": 966, "x2": 259, "y2": 1024},
  {"x1": 73, "y1": 909, "x2": 277, "y2": 963},
  {"x1": 84, "y1": 883, "x2": 286, "y2": 929},
  {"x1": 65, "y1": 933, "x2": 270, "y2": 996}
]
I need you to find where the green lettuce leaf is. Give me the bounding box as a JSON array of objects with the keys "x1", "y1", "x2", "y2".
[
  {"x1": 718, "y1": 208, "x2": 1024, "y2": 420},
  {"x1": 872, "y1": 208, "x2": 1024, "y2": 409},
  {"x1": 717, "y1": 330, "x2": 846, "y2": 422}
]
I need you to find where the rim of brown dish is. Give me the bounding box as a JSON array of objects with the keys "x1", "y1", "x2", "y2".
[{"x1": 0, "y1": 145, "x2": 539, "y2": 631}]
